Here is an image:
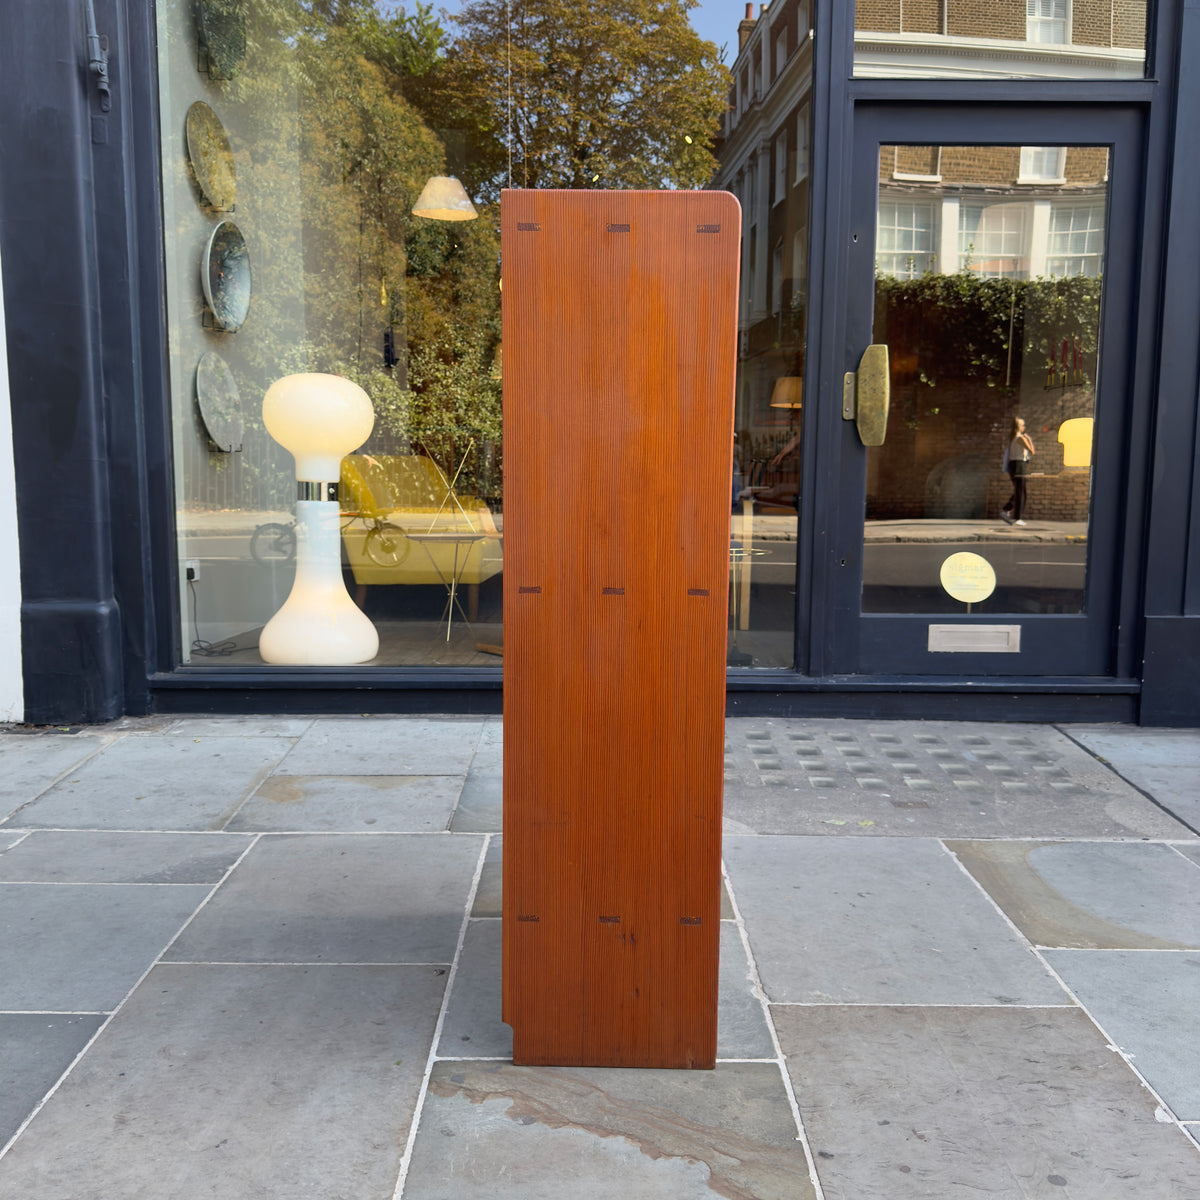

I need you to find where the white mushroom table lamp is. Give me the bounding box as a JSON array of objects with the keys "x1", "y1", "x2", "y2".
[{"x1": 259, "y1": 373, "x2": 379, "y2": 664}]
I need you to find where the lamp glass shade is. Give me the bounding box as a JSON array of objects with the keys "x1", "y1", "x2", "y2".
[
  {"x1": 412, "y1": 175, "x2": 479, "y2": 221},
  {"x1": 770, "y1": 377, "x2": 803, "y2": 409},
  {"x1": 262, "y1": 373, "x2": 375, "y2": 481}
]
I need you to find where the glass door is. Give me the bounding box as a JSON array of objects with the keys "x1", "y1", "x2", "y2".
[{"x1": 833, "y1": 105, "x2": 1142, "y2": 676}]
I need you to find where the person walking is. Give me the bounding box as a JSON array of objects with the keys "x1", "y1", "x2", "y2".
[{"x1": 1001, "y1": 416, "x2": 1035, "y2": 525}]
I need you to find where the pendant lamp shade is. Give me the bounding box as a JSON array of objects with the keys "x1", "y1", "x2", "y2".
[
  {"x1": 769, "y1": 376, "x2": 803, "y2": 409},
  {"x1": 413, "y1": 176, "x2": 478, "y2": 221}
]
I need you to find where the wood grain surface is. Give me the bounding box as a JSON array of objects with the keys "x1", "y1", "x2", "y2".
[{"x1": 501, "y1": 189, "x2": 740, "y2": 1068}]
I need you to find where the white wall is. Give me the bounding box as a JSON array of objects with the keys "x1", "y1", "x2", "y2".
[{"x1": 0, "y1": 245, "x2": 23, "y2": 722}]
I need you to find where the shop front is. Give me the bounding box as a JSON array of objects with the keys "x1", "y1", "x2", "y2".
[{"x1": 2, "y1": 0, "x2": 1199, "y2": 724}]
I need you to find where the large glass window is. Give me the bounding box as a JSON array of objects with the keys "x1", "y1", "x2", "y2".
[
  {"x1": 865, "y1": 144, "x2": 1109, "y2": 616},
  {"x1": 158, "y1": 0, "x2": 729, "y2": 669},
  {"x1": 712, "y1": 0, "x2": 815, "y2": 668},
  {"x1": 855, "y1": 0, "x2": 1146, "y2": 79}
]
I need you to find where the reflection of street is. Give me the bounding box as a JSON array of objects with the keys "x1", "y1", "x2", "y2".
[{"x1": 864, "y1": 519, "x2": 1088, "y2": 611}]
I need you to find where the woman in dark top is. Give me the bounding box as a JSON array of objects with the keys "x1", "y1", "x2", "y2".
[{"x1": 1002, "y1": 416, "x2": 1035, "y2": 526}]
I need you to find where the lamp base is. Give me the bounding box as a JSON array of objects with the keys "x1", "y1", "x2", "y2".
[
  {"x1": 259, "y1": 592, "x2": 379, "y2": 665},
  {"x1": 259, "y1": 500, "x2": 379, "y2": 665}
]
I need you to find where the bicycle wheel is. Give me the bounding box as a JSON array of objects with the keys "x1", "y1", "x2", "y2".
[
  {"x1": 250, "y1": 522, "x2": 296, "y2": 565},
  {"x1": 364, "y1": 522, "x2": 408, "y2": 568}
]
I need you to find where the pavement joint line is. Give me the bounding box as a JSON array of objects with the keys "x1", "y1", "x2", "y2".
[
  {"x1": 767, "y1": 1001, "x2": 1082, "y2": 1008},
  {"x1": 391, "y1": 830, "x2": 492, "y2": 1200},
  {"x1": 1032, "y1": 946, "x2": 1200, "y2": 953},
  {"x1": 0, "y1": 1011, "x2": 110, "y2": 1016},
  {"x1": 0, "y1": 830, "x2": 264, "y2": 1165},
  {"x1": 1053, "y1": 723, "x2": 1200, "y2": 837},
  {"x1": 159, "y1": 961, "x2": 456, "y2": 968},
  {"x1": 0, "y1": 881, "x2": 242, "y2": 887},
  {"x1": 720, "y1": 856, "x2": 827, "y2": 1200},
  {"x1": 431, "y1": 1055, "x2": 509, "y2": 1062},
  {"x1": 718, "y1": 830, "x2": 1198, "y2": 844}
]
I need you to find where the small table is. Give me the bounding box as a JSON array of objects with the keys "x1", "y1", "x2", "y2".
[{"x1": 403, "y1": 530, "x2": 490, "y2": 641}]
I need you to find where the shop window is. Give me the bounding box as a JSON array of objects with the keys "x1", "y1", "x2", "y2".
[{"x1": 155, "y1": 0, "x2": 732, "y2": 670}]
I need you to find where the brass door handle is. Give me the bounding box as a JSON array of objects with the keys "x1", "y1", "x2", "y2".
[{"x1": 842, "y1": 344, "x2": 890, "y2": 447}]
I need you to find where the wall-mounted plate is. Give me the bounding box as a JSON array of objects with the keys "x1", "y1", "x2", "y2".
[
  {"x1": 195, "y1": 352, "x2": 244, "y2": 451},
  {"x1": 185, "y1": 101, "x2": 236, "y2": 211},
  {"x1": 196, "y1": 0, "x2": 246, "y2": 80},
  {"x1": 201, "y1": 220, "x2": 251, "y2": 331}
]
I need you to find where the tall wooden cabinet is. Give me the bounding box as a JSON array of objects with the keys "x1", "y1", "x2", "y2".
[{"x1": 501, "y1": 189, "x2": 740, "y2": 1068}]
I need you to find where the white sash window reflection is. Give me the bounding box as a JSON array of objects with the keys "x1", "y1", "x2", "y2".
[
  {"x1": 877, "y1": 200, "x2": 937, "y2": 279},
  {"x1": 1048, "y1": 203, "x2": 1106, "y2": 277},
  {"x1": 959, "y1": 202, "x2": 1028, "y2": 278},
  {"x1": 1027, "y1": 0, "x2": 1069, "y2": 43}
]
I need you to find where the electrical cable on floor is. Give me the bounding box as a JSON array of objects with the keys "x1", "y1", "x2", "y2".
[{"x1": 188, "y1": 578, "x2": 239, "y2": 657}]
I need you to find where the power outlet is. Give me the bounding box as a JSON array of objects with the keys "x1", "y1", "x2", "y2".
[{"x1": 184, "y1": 559, "x2": 200, "y2": 582}]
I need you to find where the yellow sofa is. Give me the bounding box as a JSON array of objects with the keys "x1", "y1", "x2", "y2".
[{"x1": 340, "y1": 454, "x2": 503, "y2": 590}]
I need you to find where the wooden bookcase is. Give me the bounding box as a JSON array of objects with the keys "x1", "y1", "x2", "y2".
[{"x1": 501, "y1": 189, "x2": 740, "y2": 1068}]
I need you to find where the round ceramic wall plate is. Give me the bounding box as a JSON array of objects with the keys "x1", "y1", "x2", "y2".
[
  {"x1": 185, "y1": 101, "x2": 236, "y2": 211},
  {"x1": 195, "y1": 351, "x2": 244, "y2": 451},
  {"x1": 202, "y1": 220, "x2": 251, "y2": 331},
  {"x1": 196, "y1": 0, "x2": 247, "y2": 80}
]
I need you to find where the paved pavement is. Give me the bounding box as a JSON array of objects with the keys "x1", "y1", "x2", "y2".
[{"x1": 1, "y1": 714, "x2": 1198, "y2": 1199}]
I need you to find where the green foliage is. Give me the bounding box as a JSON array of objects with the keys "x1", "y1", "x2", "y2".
[
  {"x1": 874, "y1": 271, "x2": 1103, "y2": 392},
  {"x1": 442, "y1": 0, "x2": 730, "y2": 196}
]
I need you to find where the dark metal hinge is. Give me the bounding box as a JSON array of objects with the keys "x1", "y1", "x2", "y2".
[{"x1": 84, "y1": 0, "x2": 111, "y2": 113}]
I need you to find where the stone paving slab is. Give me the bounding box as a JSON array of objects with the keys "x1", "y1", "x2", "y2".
[
  {"x1": 721, "y1": 720, "x2": 1193, "y2": 838},
  {"x1": 229, "y1": 774, "x2": 463, "y2": 833},
  {"x1": 163, "y1": 833, "x2": 482, "y2": 964},
  {"x1": 724, "y1": 836, "x2": 1068, "y2": 1005},
  {"x1": 451, "y1": 764, "x2": 502, "y2": 832},
  {"x1": 472, "y1": 837, "x2": 503, "y2": 917},
  {"x1": 1044, "y1": 950, "x2": 1200, "y2": 1121},
  {"x1": 0, "y1": 883, "x2": 212, "y2": 1011},
  {"x1": 439, "y1": 920, "x2": 509, "y2": 1059},
  {"x1": 1067, "y1": 724, "x2": 1200, "y2": 769},
  {"x1": 774, "y1": 1005, "x2": 1200, "y2": 1200},
  {"x1": 1065, "y1": 725, "x2": 1200, "y2": 831},
  {"x1": 0, "y1": 1013, "x2": 105, "y2": 1145},
  {"x1": 948, "y1": 840, "x2": 1200, "y2": 949},
  {"x1": 275, "y1": 717, "x2": 484, "y2": 776},
  {"x1": 5, "y1": 737, "x2": 294, "y2": 831},
  {"x1": 0, "y1": 736, "x2": 110, "y2": 821},
  {"x1": 716, "y1": 921, "x2": 776, "y2": 1059},
  {"x1": 0, "y1": 831, "x2": 251, "y2": 884},
  {"x1": 402, "y1": 1060, "x2": 815, "y2": 1200},
  {"x1": 0, "y1": 963, "x2": 445, "y2": 1200},
  {"x1": 164, "y1": 717, "x2": 315, "y2": 739}
]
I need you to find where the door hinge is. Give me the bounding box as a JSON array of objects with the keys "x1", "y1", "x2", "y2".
[{"x1": 84, "y1": 0, "x2": 111, "y2": 113}]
